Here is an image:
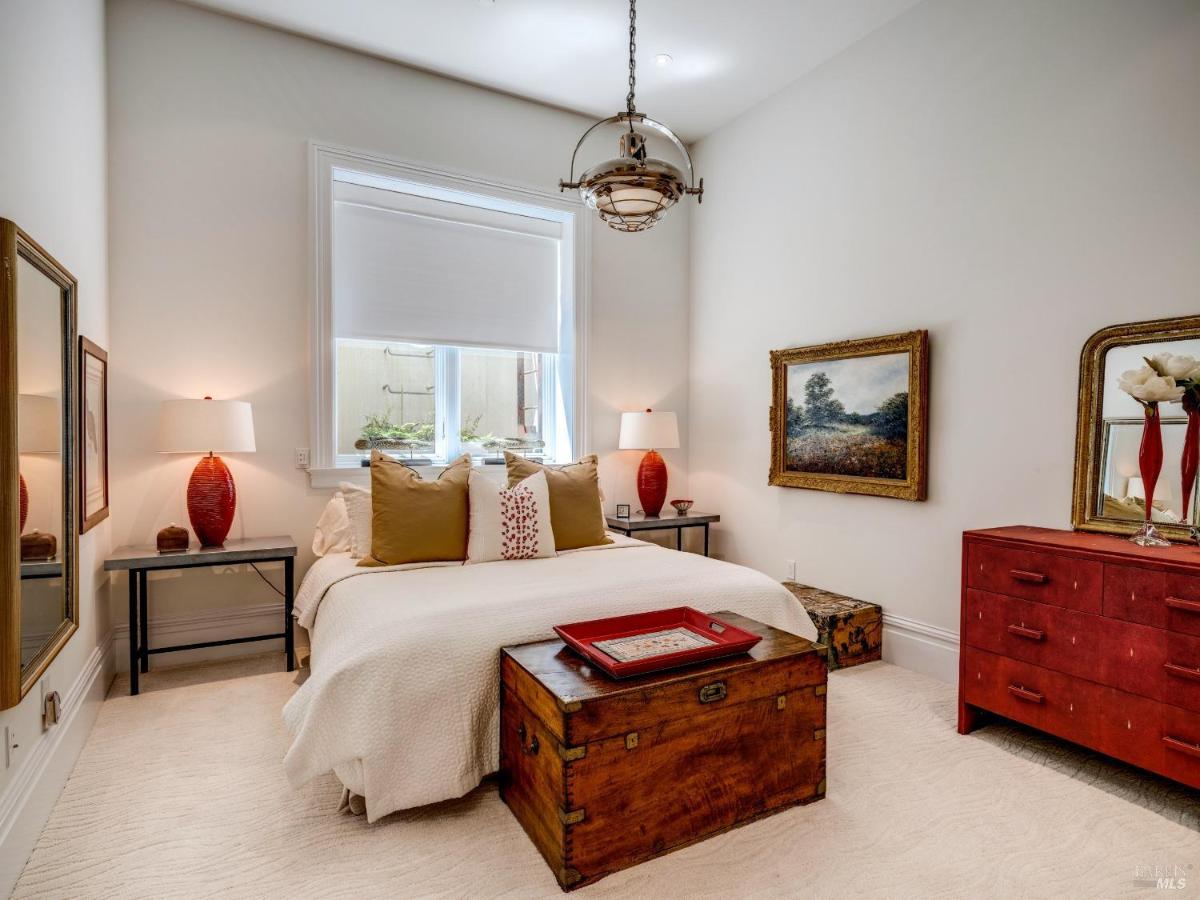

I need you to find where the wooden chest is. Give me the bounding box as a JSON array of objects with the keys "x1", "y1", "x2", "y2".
[
  {"x1": 960, "y1": 526, "x2": 1200, "y2": 790},
  {"x1": 783, "y1": 582, "x2": 882, "y2": 669},
  {"x1": 500, "y1": 612, "x2": 827, "y2": 891}
]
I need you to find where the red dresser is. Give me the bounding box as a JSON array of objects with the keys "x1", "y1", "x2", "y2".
[{"x1": 959, "y1": 526, "x2": 1200, "y2": 789}]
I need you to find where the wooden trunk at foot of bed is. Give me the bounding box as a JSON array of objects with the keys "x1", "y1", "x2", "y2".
[{"x1": 499, "y1": 612, "x2": 828, "y2": 891}]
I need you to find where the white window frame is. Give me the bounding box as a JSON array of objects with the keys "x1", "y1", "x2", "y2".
[{"x1": 308, "y1": 142, "x2": 590, "y2": 488}]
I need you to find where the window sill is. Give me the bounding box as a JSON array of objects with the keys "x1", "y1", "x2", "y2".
[{"x1": 307, "y1": 459, "x2": 552, "y2": 490}]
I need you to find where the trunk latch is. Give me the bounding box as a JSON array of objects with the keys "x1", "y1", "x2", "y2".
[{"x1": 698, "y1": 681, "x2": 727, "y2": 704}]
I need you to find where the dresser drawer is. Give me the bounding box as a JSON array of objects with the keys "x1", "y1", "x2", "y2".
[
  {"x1": 965, "y1": 542, "x2": 1101, "y2": 612},
  {"x1": 960, "y1": 647, "x2": 1099, "y2": 748},
  {"x1": 1160, "y1": 704, "x2": 1200, "y2": 789},
  {"x1": 1091, "y1": 615, "x2": 1170, "y2": 705},
  {"x1": 1162, "y1": 633, "x2": 1200, "y2": 714},
  {"x1": 1093, "y1": 627, "x2": 1200, "y2": 714},
  {"x1": 961, "y1": 647, "x2": 1168, "y2": 774},
  {"x1": 963, "y1": 589, "x2": 1092, "y2": 677},
  {"x1": 1092, "y1": 682, "x2": 1166, "y2": 773},
  {"x1": 1103, "y1": 566, "x2": 1200, "y2": 637}
]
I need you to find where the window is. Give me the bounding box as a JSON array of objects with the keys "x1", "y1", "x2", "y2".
[
  {"x1": 310, "y1": 145, "x2": 586, "y2": 481},
  {"x1": 457, "y1": 346, "x2": 550, "y2": 460},
  {"x1": 334, "y1": 341, "x2": 554, "y2": 465},
  {"x1": 336, "y1": 339, "x2": 436, "y2": 460}
]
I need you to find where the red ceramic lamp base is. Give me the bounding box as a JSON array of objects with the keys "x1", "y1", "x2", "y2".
[
  {"x1": 637, "y1": 449, "x2": 668, "y2": 518},
  {"x1": 187, "y1": 454, "x2": 237, "y2": 547},
  {"x1": 19, "y1": 473, "x2": 28, "y2": 534}
]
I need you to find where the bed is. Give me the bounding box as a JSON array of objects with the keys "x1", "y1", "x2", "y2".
[{"x1": 282, "y1": 533, "x2": 817, "y2": 822}]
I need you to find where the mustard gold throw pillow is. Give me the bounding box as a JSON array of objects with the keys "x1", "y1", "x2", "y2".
[
  {"x1": 504, "y1": 452, "x2": 612, "y2": 551},
  {"x1": 359, "y1": 452, "x2": 471, "y2": 566}
]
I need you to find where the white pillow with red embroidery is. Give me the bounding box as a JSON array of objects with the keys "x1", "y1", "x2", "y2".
[{"x1": 466, "y1": 469, "x2": 556, "y2": 564}]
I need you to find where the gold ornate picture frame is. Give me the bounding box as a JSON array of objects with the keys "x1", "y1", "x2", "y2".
[{"x1": 769, "y1": 330, "x2": 929, "y2": 501}]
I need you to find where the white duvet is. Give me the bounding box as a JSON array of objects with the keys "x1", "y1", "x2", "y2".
[{"x1": 282, "y1": 535, "x2": 816, "y2": 822}]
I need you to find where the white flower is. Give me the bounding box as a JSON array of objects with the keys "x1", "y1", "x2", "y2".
[
  {"x1": 1150, "y1": 352, "x2": 1200, "y2": 380},
  {"x1": 1119, "y1": 366, "x2": 1185, "y2": 403}
]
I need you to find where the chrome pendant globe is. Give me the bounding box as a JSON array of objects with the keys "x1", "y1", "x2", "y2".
[{"x1": 559, "y1": 0, "x2": 703, "y2": 233}]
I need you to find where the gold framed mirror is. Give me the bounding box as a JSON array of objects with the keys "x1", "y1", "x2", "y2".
[
  {"x1": 1072, "y1": 315, "x2": 1200, "y2": 543},
  {"x1": 1, "y1": 219, "x2": 79, "y2": 710}
]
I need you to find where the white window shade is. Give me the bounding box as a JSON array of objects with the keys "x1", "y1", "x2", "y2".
[{"x1": 333, "y1": 182, "x2": 562, "y2": 354}]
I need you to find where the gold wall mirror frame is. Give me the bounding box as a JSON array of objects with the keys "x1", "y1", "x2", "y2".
[
  {"x1": 1, "y1": 219, "x2": 79, "y2": 710},
  {"x1": 1072, "y1": 314, "x2": 1200, "y2": 544}
]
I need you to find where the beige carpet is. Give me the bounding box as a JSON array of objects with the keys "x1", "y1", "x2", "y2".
[{"x1": 12, "y1": 656, "x2": 1200, "y2": 899}]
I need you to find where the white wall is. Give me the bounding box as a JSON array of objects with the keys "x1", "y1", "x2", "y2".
[
  {"x1": 689, "y1": 0, "x2": 1200, "y2": 681},
  {"x1": 106, "y1": 0, "x2": 691, "y2": 633},
  {"x1": 0, "y1": 0, "x2": 111, "y2": 890}
]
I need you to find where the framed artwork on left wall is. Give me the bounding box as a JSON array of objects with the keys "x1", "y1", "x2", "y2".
[{"x1": 79, "y1": 336, "x2": 109, "y2": 532}]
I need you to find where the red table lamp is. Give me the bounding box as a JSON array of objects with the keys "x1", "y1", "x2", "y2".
[
  {"x1": 157, "y1": 397, "x2": 256, "y2": 547},
  {"x1": 618, "y1": 409, "x2": 680, "y2": 518},
  {"x1": 18, "y1": 394, "x2": 61, "y2": 534}
]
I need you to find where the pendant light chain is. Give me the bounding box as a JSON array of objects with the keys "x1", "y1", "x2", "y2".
[
  {"x1": 626, "y1": 0, "x2": 637, "y2": 114},
  {"x1": 558, "y1": 0, "x2": 703, "y2": 232}
]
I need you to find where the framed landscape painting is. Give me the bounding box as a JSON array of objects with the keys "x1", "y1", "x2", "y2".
[{"x1": 769, "y1": 330, "x2": 929, "y2": 501}]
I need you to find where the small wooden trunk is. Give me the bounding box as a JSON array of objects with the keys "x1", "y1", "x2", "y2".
[
  {"x1": 500, "y1": 612, "x2": 827, "y2": 891},
  {"x1": 783, "y1": 582, "x2": 882, "y2": 670},
  {"x1": 20, "y1": 531, "x2": 57, "y2": 562}
]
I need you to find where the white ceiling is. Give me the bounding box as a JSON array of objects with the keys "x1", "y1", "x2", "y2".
[{"x1": 177, "y1": 0, "x2": 922, "y2": 141}]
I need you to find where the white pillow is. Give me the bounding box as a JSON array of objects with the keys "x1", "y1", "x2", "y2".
[
  {"x1": 467, "y1": 469, "x2": 556, "y2": 564},
  {"x1": 312, "y1": 492, "x2": 352, "y2": 557},
  {"x1": 340, "y1": 481, "x2": 373, "y2": 559}
]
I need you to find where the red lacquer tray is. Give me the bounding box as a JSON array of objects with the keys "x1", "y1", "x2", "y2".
[{"x1": 553, "y1": 607, "x2": 762, "y2": 679}]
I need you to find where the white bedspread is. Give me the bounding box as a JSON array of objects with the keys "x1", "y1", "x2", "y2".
[{"x1": 281, "y1": 535, "x2": 816, "y2": 822}]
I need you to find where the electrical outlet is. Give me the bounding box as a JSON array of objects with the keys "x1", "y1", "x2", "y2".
[
  {"x1": 295, "y1": 447, "x2": 310, "y2": 469},
  {"x1": 786, "y1": 560, "x2": 796, "y2": 582}
]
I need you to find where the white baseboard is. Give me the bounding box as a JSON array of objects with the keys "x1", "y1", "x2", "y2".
[
  {"x1": 113, "y1": 602, "x2": 286, "y2": 671},
  {"x1": 882, "y1": 612, "x2": 959, "y2": 683},
  {"x1": 0, "y1": 633, "x2": 113, "y2": 896}
]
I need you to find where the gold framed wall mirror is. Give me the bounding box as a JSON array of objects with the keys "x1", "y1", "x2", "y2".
[
  {"x1": 1, "y1": 219, "x2": 79, "y2": 710},
  {"x1": 1072, "y1": 315, "x2": 1200, "y2": 544}
]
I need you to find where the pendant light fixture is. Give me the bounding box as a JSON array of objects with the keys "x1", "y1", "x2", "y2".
[{"x1": 559, "y1": 0, "x2": 703, "y2": 233}]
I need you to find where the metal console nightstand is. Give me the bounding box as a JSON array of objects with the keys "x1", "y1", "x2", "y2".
[
  {"x1": 605, "y1": 512, "x2": 720, "y2": 555},
  {"x1": 104, "y1": 536, "x2": 297, "y2": 695}
]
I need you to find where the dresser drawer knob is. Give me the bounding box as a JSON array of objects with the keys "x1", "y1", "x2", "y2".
[
  {"x1": 1006, "y1": 624, "x2": 1045, "y2": 641},
  {"x1": 1007, "y1": 684, "x2": 1044, "y2": 704},
  {"x1": 1166, "y1": 596, "x2": 1200, "y2": 614},
  {"x1": 1164, "y1": 663, "x2": 1200, "y2": 682},
  {"x1": 1010, "y1": 569, "x2": 1048, "y2": 585},
  {"x1": 1163, "y1": 735, "x2": 1200, "y2": 759}
]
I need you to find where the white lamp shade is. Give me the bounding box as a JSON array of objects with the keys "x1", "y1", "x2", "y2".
[
  {"x1": 618, "y1": 410, "x2": 680, "y2": 451},
  {"x1": 17, "y1": 394, "x2": 59, "y2": 454},
  {"x1": 157, "y1": 398, "x2": 256, "y2": 454},
  {"x1": 1127, "y1": 475, "x2": 1171, "y2": 502}
]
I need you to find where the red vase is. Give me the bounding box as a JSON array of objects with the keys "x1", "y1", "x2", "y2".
[
  {"x1": 187, "y1": 454, "x2": 236, "y2": 547},
  {"x1": 1139, "y1": 405, "x2": 1164, "y2": 523},
  {"x1": 637, "y1": 449, "x2": 668, "y2": 518},
  {"x1": 18, "y1": 473, "x2": 28, "y2": 534},
  {"x1": 1182, "y1": 407, "x2": 1200, "y2": 523}
]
